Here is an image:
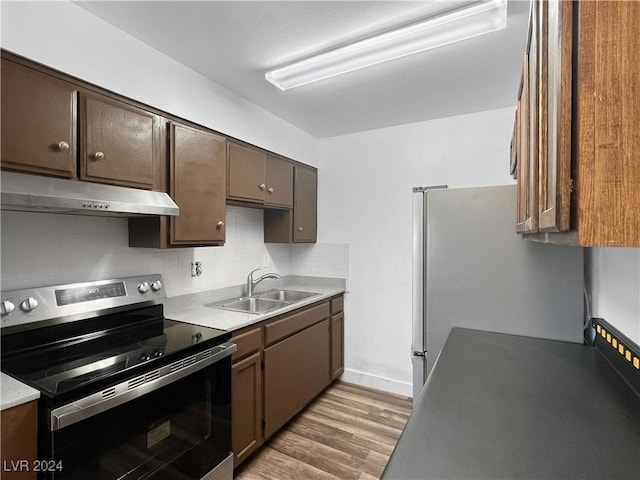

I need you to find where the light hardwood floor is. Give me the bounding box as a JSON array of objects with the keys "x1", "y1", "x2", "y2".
[{"x1": 234, "y1": 381, "x2": 413, "y2": 480}]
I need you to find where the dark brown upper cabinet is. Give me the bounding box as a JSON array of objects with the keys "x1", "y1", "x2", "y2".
[
  {"x1": 170, "y1": 122, "x2": 226, "y2": 245},
  {"x1": 129, "y1": 123, "x2": 227, "y2": 248},
  {"x1": 227, "y1": 141, "x2": 266, "y2": 204},
  {"x1": 1, "y1": 59, "x2": 77, "y2": 178},
  {"x1": 80, "y1": 93, "x2": 162, "y2": 190},
  {"x1": 265, "y1": 154, "x2": 293, "y2": 208},
  {"x1": 227, "y1": 142, "x2": 295, "y2": 209},
  {"x1": 512, "y1": 0, "x2": 640, "y2": 247},
  {"x1": 264, "y1": 165, "x2": 317, "y2": 244},
  {"x1": 293, "y1": 165, "x2": 318, "y2": 242}
]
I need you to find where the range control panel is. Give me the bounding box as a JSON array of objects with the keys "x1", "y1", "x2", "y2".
[{"x1": 0, "y1": 274, "x2": 165, "y2": 331}]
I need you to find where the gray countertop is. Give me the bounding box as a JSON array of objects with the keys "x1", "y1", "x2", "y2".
[
  {"x1": 1, "y1": 276, "x2": 345, "y2": 410},
  {"x1": 164, "y1": 278, "x2": 345, "y2": 332},
  {"x1": 382, "y1": 328, "x2": 640, "y2": 480}
]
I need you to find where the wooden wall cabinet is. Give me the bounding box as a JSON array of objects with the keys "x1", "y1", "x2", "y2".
[
  {"x1": 1, "y1": 51, "x2": 319, "y2": 246},
  {"x1": 80, "y1": 93, "x2": 162, "y2": 190},
  {"x1": 512, "y1": 0, "x2": 640, "y2": 247},
  {"x1": 0, "y1": 401, "x2": 37, "y2": 480},
  {"x1": 265, "y1": 154, "x2": 293, "y2": 208},
  {"x1": 1, "y1": 59, "x2": 77, "y2": 178},
  {"x1": 129, "y1": 122, "x2": 227, "y2": 247},
  {"x1": 263, "y1": 165, "x2": 318, "y2": 243},
  {"x1": 1, "y1": 53, "x2": 164, "y2": 192},
  {"x1": 227, "y1": 143, "x2": 295, "y2": 208},
  {"x1": 227, "y1": 141, "x2": 266, "y2": 204},
  {"x1": 170, "y1": 123, "x2": 226, "y2": 245}
]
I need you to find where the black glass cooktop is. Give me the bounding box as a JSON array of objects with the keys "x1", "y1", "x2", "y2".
[{"x1": 1, "y1": 304, "x2": 229, "y2": 397}]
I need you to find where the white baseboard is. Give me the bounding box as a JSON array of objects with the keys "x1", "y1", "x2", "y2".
[{"x1": 340, "y1": 368, "x2": 413, "y2": 397}]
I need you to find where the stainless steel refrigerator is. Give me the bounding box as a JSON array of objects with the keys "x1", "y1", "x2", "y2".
[{"x1": 412, "y1": 184, "x2": 584, "y2": 401}]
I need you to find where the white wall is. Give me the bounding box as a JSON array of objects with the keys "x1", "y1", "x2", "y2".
[
  {"x1": 318, "y1": 107, "x2": 516, "y2": 395},
  {"x1": 0, "y1": 0, "x2": 318, "y2": 167},
  {"x1": 587, "y1": 248, "x2": 640, "y2": 343},
  {"x1": 0, "y1": 207, "x2": 350, "y2": 298},
  {"x1": 0, "y1": 207, "x2": 278, "y2": 296}
]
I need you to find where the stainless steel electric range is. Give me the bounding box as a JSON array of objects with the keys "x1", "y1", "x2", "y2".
[{"x1": 1, "y1": 274, "x2": 236, "y2": 480}]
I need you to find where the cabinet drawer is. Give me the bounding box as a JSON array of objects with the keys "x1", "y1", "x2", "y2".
[
  {"x1": 330, "y1": 296, "x2": 344, "y2": 314},
  {"x1": 265, "y1": 302, "x2": 330, "y2": 346},
  {"x1": 232, "y1": 327, "x2": 261, "y2": 362}
]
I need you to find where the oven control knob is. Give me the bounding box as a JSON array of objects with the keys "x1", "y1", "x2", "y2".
[
  {"x1": 139, "y1": 352, "x2": 151, "y2": 361},
  {"x1": 152, "y1": 349, "x2": 163, "y2": 358},
  {"x1": 150, "y1": 280, "x2": 163, "y2": 292},
  {"x1": 137, "y1": 282, "x2": 150, "y2": 294},
  {"x1": 0, "y1": 300, "x2": 15, "y2": 316},
  {"x1": 19, "y1": 297, "x2": 38, "y2": 313}
]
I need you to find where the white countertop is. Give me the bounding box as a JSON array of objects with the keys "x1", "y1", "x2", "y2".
[
  {"x1": 166, "y1": 283, "x2": 345, "y2": 332},
  {"x1": 1, "y1": 372, "x2": 40, "y2": 411}
]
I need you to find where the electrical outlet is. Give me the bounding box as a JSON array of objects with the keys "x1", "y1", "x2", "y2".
[
  {"x1": 262, "y1": 255, "x2": 270, "y2": 267},
  {"x1": 191, "y1": 261, "x2": 202, "y2": 277}
]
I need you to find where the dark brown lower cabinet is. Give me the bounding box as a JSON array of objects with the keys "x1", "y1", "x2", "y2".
[
  {"x1": 263, "y1": 319, "x2": 330, "y2": 439},
  {"x1": 0, "y1": 401, "x2": 37, "y2": 480},
  {"x1": 330, "y1": 312, "x2": 345, "y2": 380},
  {"x1": 231, "y1": 295, "x2": 343, "y2": 468},
  {"x1": 231, "y1": 351, "x2": 262, "y2": 466}
]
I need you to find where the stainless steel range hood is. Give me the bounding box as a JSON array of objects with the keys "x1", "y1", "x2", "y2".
[{"x1": 1, "y1": 171, "x2": 179, "y2": 217}]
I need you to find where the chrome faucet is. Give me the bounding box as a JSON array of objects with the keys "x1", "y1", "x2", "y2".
[{"x1": 246, "y1": 268, "x2": 281, "y2": 297}]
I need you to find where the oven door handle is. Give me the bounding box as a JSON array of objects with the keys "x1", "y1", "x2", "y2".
[{"x1": 50, "y1": 341, "x2": 237, "y2": 431}]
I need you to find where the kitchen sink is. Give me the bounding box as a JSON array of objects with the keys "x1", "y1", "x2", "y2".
[
  {"x1": 205, "y1": 289, "x2": 320, "y2": 315},
  {"x1": 254, "y1": 289, "x2": 319, "y2": 302}
]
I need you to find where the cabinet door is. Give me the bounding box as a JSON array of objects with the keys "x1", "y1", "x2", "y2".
[
  {"x1": 232, "y1": 351, "x2": 262, "y2": 467},
  {"x1": 227, "y1": 142, "x2": 266, "y2": 202},
  {"x1": 517, "y1": 30, "x2": 531, "y2": 233},
  {"x1": 170, "y1": 123, "x2": 226, "y2": 245},
  {"x1": 574, "y1": 0, "x2": 640, "y2": 246},
  {"x1": 293, "y1": 166, "x2": 317, "y2": 242},
  {"x1": 330, "y1": 312, "x2": 344, "y2": 380},
  {"x1": 524, "y1": 2, "x2": 540, "y2": 234},
  {"x1": 0, "y1": 401, "x2": 37, "y2": 480},
  {"x1": 264, "y1": 319, "x2": 330, "y2": 438},
  {"x1": 265, "y1": 155, "x2": 293, "y2": 207},
  {"x1": 1, "y1": 59, "x2": 76, "y2": 177},
  {"x1": 80, "y1": 93, "x2": 160, "y2": 189},
  {"x1": 539, "y1": 0, "x2": 572, "y2": 232}
]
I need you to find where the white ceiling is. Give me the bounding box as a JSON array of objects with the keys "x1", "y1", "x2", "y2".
[{"x1": 75, "y1": 0, "x2": 530, "y2": 138}]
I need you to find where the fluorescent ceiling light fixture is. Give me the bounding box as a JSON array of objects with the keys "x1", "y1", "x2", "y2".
[{"x1": 265, "y1": 0, "x2": 507, "y2": 91}]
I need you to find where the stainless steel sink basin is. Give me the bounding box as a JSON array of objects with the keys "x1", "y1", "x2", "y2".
[
  {"x1": 255, "y1": 289, "x2": 319, "y2": 302},
  {"x1": 205, "y1": 289, "x2": 320, "y2": 315},
  {"x1": 205, "y1": 297, "x2": 286, "y2": 314}
]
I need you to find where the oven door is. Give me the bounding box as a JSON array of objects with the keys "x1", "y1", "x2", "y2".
[{"x1": 45, "y1": 344, "x2": 235, "y2": 480}]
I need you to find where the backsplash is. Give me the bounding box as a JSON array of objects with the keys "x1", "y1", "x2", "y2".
[{"x1": 0, "y1": 207, "x2": 348, "y2": 297}]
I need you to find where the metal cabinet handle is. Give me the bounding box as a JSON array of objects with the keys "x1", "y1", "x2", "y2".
[
  {"x1": 267, "y1": 187, "x2": 274, "y2": 194},
  {"x1": 297, "y1": 226, "x2": 303, "y2": 232},
  {"x1": 259, "y1": 183, "x2": 266, "y2": 191},
  {"x1": 57, "y1": 141, "x2": 70, "y2": 151},
  {"x1": 216, "y1": 221, "x2": 224, "y2": 229},
  {"x1": 92, "y1": 152, "x2": 105, "y2": 160}
]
